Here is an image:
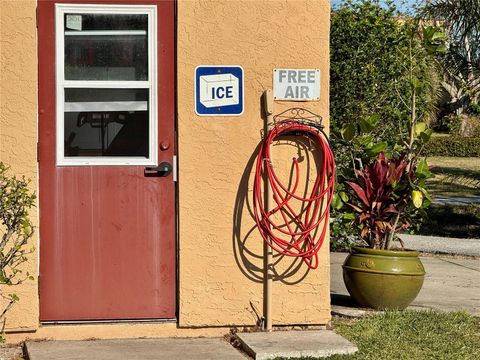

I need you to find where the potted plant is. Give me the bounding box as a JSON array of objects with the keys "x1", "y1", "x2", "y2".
[
  {"x1": 342, "y1": 151, "x2": 432, "y2": 309},
  {"x1": 336, "y1": 24, "x2": 446, "y2": 310}
]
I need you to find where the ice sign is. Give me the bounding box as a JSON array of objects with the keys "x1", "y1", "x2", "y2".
[{"x1": 195, "y1": 66, "x2": 244, "y2": 116}]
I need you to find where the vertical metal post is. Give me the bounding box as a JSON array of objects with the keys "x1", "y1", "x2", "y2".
[{"x1": 262, "y1": 90, "x2": 274, "y2": 332}]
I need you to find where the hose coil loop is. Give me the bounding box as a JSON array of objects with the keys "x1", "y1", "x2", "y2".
[{"x1": 253, "y1": 120, "x2": 336, "y2": 269}]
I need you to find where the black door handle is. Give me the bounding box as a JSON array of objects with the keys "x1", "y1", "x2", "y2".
[{"x1": 145, "y1": 162, "x2": 172, "y2": 177}]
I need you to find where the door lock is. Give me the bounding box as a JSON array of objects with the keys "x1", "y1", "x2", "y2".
[{"x1": 145, "y1": 162, "x2": 173, "y2": 177}]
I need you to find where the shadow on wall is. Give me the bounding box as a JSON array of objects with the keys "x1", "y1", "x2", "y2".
[{"x1": 232, "y1": 106, "x2": 325, "y2": 286}]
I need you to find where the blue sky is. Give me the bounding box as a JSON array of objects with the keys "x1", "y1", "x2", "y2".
[{"x1": 331, "y1": 0, "x2": 422, "y2": 13}]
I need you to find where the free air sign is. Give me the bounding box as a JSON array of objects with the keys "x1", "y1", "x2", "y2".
[
  {"x1": 195, "y1": 65, "x2": 244, "y2": 116},
  {"x1": 273, "y1": 69, "x2": 320, "y2": 101}
]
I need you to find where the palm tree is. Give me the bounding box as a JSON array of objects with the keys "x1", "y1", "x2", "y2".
[{"x1": 421, "y1": 0, "x2": 480, "y2": 119}]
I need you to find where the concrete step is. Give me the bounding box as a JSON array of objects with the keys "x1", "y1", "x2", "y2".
[
  {"x1": 235, "y1": 330, "x2": 358, "y2": 360},
  {"x1": 25, "y1": 337, "x2": 246, "y2": 360}
]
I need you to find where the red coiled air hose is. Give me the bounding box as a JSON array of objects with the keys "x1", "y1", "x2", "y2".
[{"x1": 253, "y1": 120, "x2": 336, "y2": 269}]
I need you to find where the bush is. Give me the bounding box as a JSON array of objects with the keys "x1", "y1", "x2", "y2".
[
  {"x1": 331, "y1": 1, "x2": 403, "y2": 133},
  {"x1": 438, "y1": 114, "x2": 462, "y2": 134},
  {"x1": 424, "y1": 136, "x2": 480, "y2": 157},
  {"x1": 437, "y1": 114, "x2": 480, "y2": 136},
  {"x1": 0, "y1": 162, "x2": 35, "y2": 336},
  {"x1": 330, "y1": 0, "x2": 438, "y2": 141}
]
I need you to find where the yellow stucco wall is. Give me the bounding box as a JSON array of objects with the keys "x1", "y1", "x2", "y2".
[
  {"x1": 0, "y1": 0, "x2": 330, "y2": 339},
  {"x1": 0, "y1": 0, "x2": 39, "y2": 331},
  {"x1": 177, "y1": 0, "x2": 331, "y2": 326}
]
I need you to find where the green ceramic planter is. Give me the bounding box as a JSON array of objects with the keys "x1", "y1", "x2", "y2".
[{"x1": 342, "y1": 247, "x2": 425, "y2": 310}]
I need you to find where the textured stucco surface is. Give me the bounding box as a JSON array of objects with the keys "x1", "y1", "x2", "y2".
[
  {"x1": 177, "y1": 0, "x2": 331, "y2": 326},
  {"x1": 0, "y1": 0, "x2": 39, "y2": 330},
  {"x1": 0, "y1": 0, "x2": 331, "y2": 338}
]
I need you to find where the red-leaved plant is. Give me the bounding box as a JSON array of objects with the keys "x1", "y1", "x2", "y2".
[{"x1": 346, "y1": 152, "x2": 432, "y2": 249}]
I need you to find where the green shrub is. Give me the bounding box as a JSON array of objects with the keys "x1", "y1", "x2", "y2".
[
  {"x1": 470, "y1": 103, "x2": 480, "y2": 115},
  {"x1": 331, "y1": 1, "x2": 403, "y2": 134},
  {"x1": 424, "y1": 136, "x2": 480, "y2": 157},
  {"x1": 0, "y1": 162, "x2": 35, "y2": 338},
  {"x1": 439, "y1": 114, "x2": 462, "y2": 134},
  {"x1": 330, "y1": 0, "x2": 438, "y2": 142},
  {"x1": 438, "y1": 114, "x2": 480, "y2": 136}
]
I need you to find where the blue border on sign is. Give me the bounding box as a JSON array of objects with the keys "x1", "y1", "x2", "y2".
[{"x1": 195, "y1": 65, "x2": 244, "y2": 116}]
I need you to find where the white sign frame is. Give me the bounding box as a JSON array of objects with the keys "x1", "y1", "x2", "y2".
[{"x1": 273, "y1": 68, "x2": 320, "y2": 101}]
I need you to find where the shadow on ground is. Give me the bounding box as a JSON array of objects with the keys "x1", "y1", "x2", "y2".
[
  {"x1": 331, "y1": 293, "x2": 362, "y2": 309},
  {"x1": 428, "y1": 165, "x2": 480, "y2": 197},
  {"x1": 418, "y1": 204, "x2": 480, "y2": 238}
]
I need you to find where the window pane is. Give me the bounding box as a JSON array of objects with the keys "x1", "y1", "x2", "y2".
[
  {"x1": 64, "y1": 14, "x2": 148, "y2": 81},
  {"x1": 64, "y1": 89, "x2": 149, "y2": 157}
]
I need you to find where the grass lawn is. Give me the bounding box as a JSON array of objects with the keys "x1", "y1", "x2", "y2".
[
  {"x1": 427, "y1": 156, "x2": 480, "y2": 198},
  {"x1": 416, "y1": 156, "x2": 480, "y2": 238},
  {"x1": 275, "y1": 311, "x2": 480, "y2": 360}
]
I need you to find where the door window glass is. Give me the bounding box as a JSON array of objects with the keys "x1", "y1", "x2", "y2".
[
  {"x1": 56, "y1": 5, "x2": 157, "y2": 166},
  {"x1": 64, "y1": 88, "x2": 149, "y2": 157},
  {"x1": 64, "y1": 14, "x2": 148, "y2": 81}
]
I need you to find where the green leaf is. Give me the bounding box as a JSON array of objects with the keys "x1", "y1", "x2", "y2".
[
  {"x1": 358, "y1": 115, "x2": 378, "y2": 133},
  {"x1": 414, "y1": 122, "x2": 427, "y2": 136},
  {"x1": 419, "y1": 186, "x2": 433, "y2": 202},
  {"x1": 367, "y1": 114, "x2": 380, "y2": 126},
  {"x1": 359, "y1": 135, "x2": 373, "y2": 146},
  {"x1": 422, "y1": 198, "x2": 432, "y2": 208},
  {"x1": 415, "y1": 159, "x2": 432, "y2": 179},
  {"x1": 412, "y1": 76, "x2": 422, "y2": 90},
  {"x1": 412, "y1": 190, "x2": 423, "y2": 208},
  {"x1": 342, "y1": 213, "x2": 356, "y2": 220},
  {"x1": 423, "y1": 26, "x2": 447, "y2": 54},
  {"x1": 341, "y1": 123, "x2": 356, "y2": 142},
  {"x1": 366, "y1": 142, "x2": 387, "y2": 157},
  {"x1": 332, "y1": 193, "x2": 344, "y2": 210},
  {"x1": 370, "y1": 142, "x2": 387, "y2": 153},
  {"x1": 393, "y1": 143, "x2": 404, "y2": 152},
  {"x1": 339, "y1": 191, "x2": 349, "y2": 203},
  {"x1": 420, "y1": 128, "x2": 433, "y2": 143}
]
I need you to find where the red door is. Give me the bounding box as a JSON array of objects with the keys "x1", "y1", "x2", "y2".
[{"x1": 38, "y1": 1, "x2": 175, "y2": 321}]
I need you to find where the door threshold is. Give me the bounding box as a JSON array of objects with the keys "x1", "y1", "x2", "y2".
[{"x1": 41, "y1": 318, "x2": 177, "y2": 326}]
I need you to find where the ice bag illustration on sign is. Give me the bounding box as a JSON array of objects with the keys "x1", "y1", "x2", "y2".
[
  {"x1": 195, "y1": 66, "x2": 244, "y2": 116},
  {"x1": 199, "y1": 73, "x2": 239, "y2": 108}
]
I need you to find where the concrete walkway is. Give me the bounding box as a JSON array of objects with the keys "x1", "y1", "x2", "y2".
[
  {"x1": 398, "y1": 234, "x2": 480, "y2": 257},
  {"x1": 433, "y1": 195, "x2": 480, "y2": 205},
  {"x1": 330, "y1": 252, "x2": 480, "y2": 316}
]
